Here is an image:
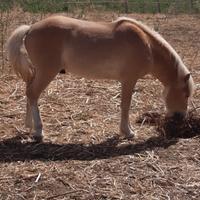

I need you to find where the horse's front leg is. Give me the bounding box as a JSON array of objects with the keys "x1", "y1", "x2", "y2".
[{"x1": 120, "y1": 81, "x2": 136, "y2": 139}]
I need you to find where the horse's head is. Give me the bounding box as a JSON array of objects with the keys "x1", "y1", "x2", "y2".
[{"x1": 163, "y1": 73, "x2": 194, "y2": 118}]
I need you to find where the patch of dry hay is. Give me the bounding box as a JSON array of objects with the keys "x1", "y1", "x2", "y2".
[
  {"x1": 137, "y1": 112, "x2": 200, "y2": 138},
  {"x1": 0, "y1": 11, "x2": 200, "y2": 200}
]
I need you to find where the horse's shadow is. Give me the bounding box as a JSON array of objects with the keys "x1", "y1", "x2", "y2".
[
  {"x1": 1, "y1": 112, "x2": 200, "y2": 163},
  {"x1": 0, "y1": 133, "x2": 178, "y2": 163}
]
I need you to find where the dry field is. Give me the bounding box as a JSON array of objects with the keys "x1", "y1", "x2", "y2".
[{"x1": 0, "y1": 9, "x2": 200, "y2": 200}]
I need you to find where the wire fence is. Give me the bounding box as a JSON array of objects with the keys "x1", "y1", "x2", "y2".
[{"x1": 0, "y1": 0, "x2": 200, "y2": 13}]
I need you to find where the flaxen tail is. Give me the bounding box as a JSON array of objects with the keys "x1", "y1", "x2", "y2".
[{"x1": 7, "y1": 25, "x2": 34, "y2": 83}]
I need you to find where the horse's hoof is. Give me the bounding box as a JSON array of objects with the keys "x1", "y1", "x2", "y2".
[
  {"x1": 124, "y1": 133, "x2": 135, "y2": 140},
  {"x1": 32, "y1": 134, "x2": 43, "y2": 142},
  {"x1": 121, "y1": 130, "x2": 135, "y2": 140}
]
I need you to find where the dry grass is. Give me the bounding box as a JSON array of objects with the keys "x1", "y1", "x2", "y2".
[{"x1": 0, "y1": 9, "x2": 200, "y2": 200}]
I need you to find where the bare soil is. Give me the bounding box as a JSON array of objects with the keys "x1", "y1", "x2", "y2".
[{"x1": 0, "y1": 10, "x2": 200, "y2": 200}]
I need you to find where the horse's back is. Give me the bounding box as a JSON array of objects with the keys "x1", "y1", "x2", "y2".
[
  {"x1": 25, "y1": 16, "x2": 114, "y2": 69},
  {"x1": 28, "y1": 16, "x2": 114, "y2": 38}
]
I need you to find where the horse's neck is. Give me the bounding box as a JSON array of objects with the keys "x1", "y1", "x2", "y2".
[{"x1": 151, "y1": 45, "x2": 179, "y2": 87}]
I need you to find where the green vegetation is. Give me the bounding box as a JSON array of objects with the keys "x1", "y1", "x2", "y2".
[{"x1": 0, "y1": 0, "x2": 199, "y2": 13}]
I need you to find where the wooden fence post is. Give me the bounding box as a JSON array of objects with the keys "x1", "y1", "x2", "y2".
[
  {"x1": 123, "y1": 0, "x2": 128, "y2": 13},
  {"x1": 157, "y1": 0, "x2": 161, "y2": 13},
  {"x1": 190, "y1": 0, "x2": 194, "y2": 12}
]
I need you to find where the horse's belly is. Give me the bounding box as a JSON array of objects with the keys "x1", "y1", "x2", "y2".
[
  {"x1": 63, "y1": 55, "x2": 123, "y2": 80},
  {"x1": 70, "y1": 62, "x2": 121, "y2": 79}
]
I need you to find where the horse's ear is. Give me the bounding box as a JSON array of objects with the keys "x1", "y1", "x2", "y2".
[{"x1": 184, "y1": 73, "x2": 190, "y2": 82}]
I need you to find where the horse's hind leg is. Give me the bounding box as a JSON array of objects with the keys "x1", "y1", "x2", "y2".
[
  {"x1": 30, "y1": 100, "x2": 43, "y2": 141},
  {"x1": 120, "y1": 80, "x2": 136, "y2": 139},
  {"x1": 25, "y1": 98, "x2": 32, "y2": 129},
  {"x1": 26, "y1": 69, "x2": 58, "y2": 142}
]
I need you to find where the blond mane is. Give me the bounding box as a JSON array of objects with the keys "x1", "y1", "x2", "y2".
[{"x1": 115, "y1": 17, "x2": 186, "y2": 70}]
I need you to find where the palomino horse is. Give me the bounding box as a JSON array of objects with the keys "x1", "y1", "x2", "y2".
[{"x1": 7, "y1": 16, "x2": 194, "y2": 141}]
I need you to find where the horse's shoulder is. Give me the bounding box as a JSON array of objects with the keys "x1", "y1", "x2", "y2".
[{"x1": 113, "y1": 19, "x2": 150, "y2": 45}]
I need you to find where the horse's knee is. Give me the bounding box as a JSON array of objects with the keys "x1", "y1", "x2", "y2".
[{"x1": 26, "y1": 82, "x2": 40, "y2": 103}]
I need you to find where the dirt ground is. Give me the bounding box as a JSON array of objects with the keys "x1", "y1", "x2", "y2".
[{"x1": 0, "y1": 10, "x2": 200, "y2": 200}]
